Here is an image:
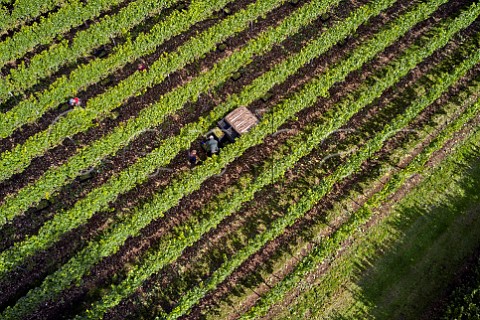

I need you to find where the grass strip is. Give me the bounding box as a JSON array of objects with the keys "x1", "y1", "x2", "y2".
[
  {"x1": 335, "y1": 105, "x2": 480, "y2": 320},
  {"x1": 0, "y1": 0, "x2": 178, "y2": 101},
  {"x1": 287, "y1": 118, "x2": 480, "y2": 320},
  {"x1": 0, "y1": 0, "x2": 341, "y2": 225},
  {"x1": 277, "y1": 119, "x2": 480, "y2": 319}
]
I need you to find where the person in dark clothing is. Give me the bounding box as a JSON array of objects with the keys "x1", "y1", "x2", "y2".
[{"x1": 188, "y1": 150, "x2": 198, "y2": 166}]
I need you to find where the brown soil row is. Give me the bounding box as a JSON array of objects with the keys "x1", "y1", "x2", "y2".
[
  {"x1": 185, "y1": 70, "x2": 480, "y2": 320},
  {"x1": 0, "y1": 0, "x2": 472, "y2": 316}
]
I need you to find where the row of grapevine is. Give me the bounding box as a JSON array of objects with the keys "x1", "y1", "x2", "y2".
[
  {"x1": 240, "y1": 57, "x2": 480, "y2": 320},
  {"x1": 0, "y1": 0, "x2": 342, "y2": 223},
  {"x1": 0, "y1": 0, "x2": 70, "y2": 34},
  {"x1": 1, "y1": 1, "x2": 463, "y2": 317},
  {"x1": 0, "y1": 0, "x2": 179, "y2": 101},
  {"x1": 0, "y1": 0, "x2": 290, "y2": 179},
  {"x1": 6, "y1": 0, "x2": 472, "y2": 288},
  {"x1": 248, "y1": 101, "x2": 480, "y2": 320},
  {"x1": 0, "y1": 0, "x2": 129, "y2": 67}
]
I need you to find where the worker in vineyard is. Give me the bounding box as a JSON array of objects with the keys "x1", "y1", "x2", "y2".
[
  {"x1": 68, "y1": 97, "x2": 81, "y2": 107},
  {"x1": 205, "y1": 135, "x2": 219, "y2": 156},
  {"x1": 188, "y1": 150, "x2": 199, "y2": 166},
  {"x1": 137, "y1": 63, "x2": 147, "y2": 72}
]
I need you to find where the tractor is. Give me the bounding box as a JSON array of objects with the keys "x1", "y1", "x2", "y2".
[{"x1": 201, "y1": 106, "x2": 259, "y2": 153}]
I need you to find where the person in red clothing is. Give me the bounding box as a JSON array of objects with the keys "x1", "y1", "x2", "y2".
[{"x1": 68, "y1": 97, "x2": 81, "y2": 107}]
